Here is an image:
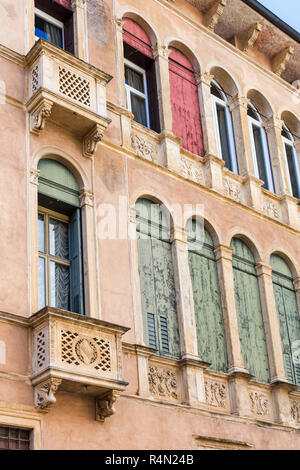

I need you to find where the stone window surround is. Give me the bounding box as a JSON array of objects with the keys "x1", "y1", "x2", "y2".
[
  {"x1": 26, "y1": 0, "x2": 88, "y2": 61},
  {"x1": 0, "y1": 404, "x2": 42, "y2": 450},
  {"x1": 29, "y1": 149, "x2": 100, "y2": 319}
]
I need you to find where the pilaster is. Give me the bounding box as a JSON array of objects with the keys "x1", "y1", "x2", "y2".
[{"x1": 71, "y1": 0, "x2": 88, "y2": 61}]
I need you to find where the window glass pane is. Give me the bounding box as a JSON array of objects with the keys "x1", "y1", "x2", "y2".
[
  {"x1": 38, "y1": 213, "x2": 45, "y2": 252},
  {"x1": 211, "y1": 84, "x2": 223, "y2": 100},
  {"x1": 131, "y1": 93, "x2": 147, "y2": 127},
  {"x1": 285, "y1": 144, "x2": 299, "y2": 198},
  {"x1": 253, "y1": 125, "x2": 267, "y2": 188},
  {"x1": 50, "y1": 261, "x2": 70, "y2": 310},
  {"x1": 38, "y1": 257, "x2": 46, "y2": 310},
  {"x1": 49, "y1": 218, "x2": 69, "y2": 259},
  {"x1": 125, "y1": 66, "x2": 144, "y2": 93},
  {"x1": 217, "y1": 104, "x2": 231, "y2": 170},
  {"x1": 35, "y1": 15, "x2": 63, "y2": 48}
]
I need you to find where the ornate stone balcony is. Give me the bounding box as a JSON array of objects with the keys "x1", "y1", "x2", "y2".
[
  {"x1": 29, "y1": 307, "x2": 129, "y2": 421},
  {"x1": 25, "y1": 39, "x2": 112, "y2": 157}
]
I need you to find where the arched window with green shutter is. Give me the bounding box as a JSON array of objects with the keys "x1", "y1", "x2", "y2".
[
  {"x1": 38, "y1": 158, "x2": 84, "y2": 315},
  {"x1": 271, "y1": 254, "x2": 300, "y2": 385},
  {"x1": 135, "y1": 198, "x2": 180, "y2": 358},
  {"x1": 231, "y1": 238, "x2": 270, "y2": 383},
  {"x1": 187, "y1": 219, "x2": 227, "y2": 372}
]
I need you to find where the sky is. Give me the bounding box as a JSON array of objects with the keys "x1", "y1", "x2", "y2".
[{"x1": 257, "y1": 0, "x2": 300, "y2": 33}]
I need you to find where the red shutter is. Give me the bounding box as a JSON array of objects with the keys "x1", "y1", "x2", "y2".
[
  {"x1": 123, "y1": 18, "x2": 153, "y2": 59},
  {"x1": 168, "y1": 48, "x2": 204, "y2": 157},
  {"x1": 53, "y1": 0, "x2": 72, "y2": 10}
]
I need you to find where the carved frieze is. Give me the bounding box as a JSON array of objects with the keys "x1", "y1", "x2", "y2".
[
  {"x1": 263, "y1": 200, "x2": 280, "y2": 219},
  {"x1": 179, "y1": 157, "x2": 203, "y2": 184},
  {"x1": 204, "y1": 379, "x2": 227, "y2": 408},
  {"x1": 224, "y1": 178, "x2": 241, "y2": 202},
  {"x1": 148, "y1": 366, "x2": 178, "y2": 400},
  {"x1": 291, "y1": 400, "x2": 300, "y2": 423},
  {"x1": 131, "y1": 134, "x2": 155, "y2": 161},
  {"x1": 249, "y1": 391, "x2": 270, "y2": 417}
]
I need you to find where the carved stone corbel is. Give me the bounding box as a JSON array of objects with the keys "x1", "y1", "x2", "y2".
[
  {"x1": 238, "y1": 23, "x2": 262, "y2": 53},
  {"x1": 272, "y1": 46, "x2": 294, "y2": 77},
  {"x1": 83, "y1": 123, "x2": 106, "y2": 158},
  {"x1": 204, "y1": 0, "x2": 227, "y2": 31},
  {"x1": 34, "y1": 378, "x2": 62, "y2": 412},
  {"x1": 30, "y1": 98, "x2": 53, "y2": 135},
  {"x1": 95, "y1": 391, "x2": 120, "y2": 422}
]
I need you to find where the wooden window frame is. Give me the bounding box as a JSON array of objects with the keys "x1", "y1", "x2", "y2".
[
  {"x1": 34, "y1": 7, "x2": 65, "y2": 48},
  {"x1": 248, "y1": 104, "x2": 275, "y2": 192},
  {"x1": 281, "y1": 126, "x2": 300, "y2": 199},
  {"x1": 211, "y1": 81, "x2": 239, "y2": 174},
  {"x1": 38, "y1": 205, "x2": 71, "y2": 310},
  {"x1": 124, "y1": 58, "x2": 150, "y2": 129}
]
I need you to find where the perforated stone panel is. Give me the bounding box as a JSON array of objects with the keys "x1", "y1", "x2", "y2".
[
  {"x1": 58, "y1": 67, "x2": 91, "y2": 106},
  {"x1": 31, "y1": 65, "x2": 39, "y2": 94},
  {"x1": 60, "y1": 328, "x2": 112, "y2": 374}
]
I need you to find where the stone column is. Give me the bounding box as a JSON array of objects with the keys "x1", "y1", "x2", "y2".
[
  {"x1": 263, "y1": 116, "x2": 290, "y2": 196},
  {"x1": 72, "y1": 0, "x2": 88, "y2": 61},
  {"x1": 79, "y1": 189, "x2": 99, "y2": 318},
  {"x1": 152, "y1": 44, "x2": 173, "y2": 133},
  {"x1": 256, "y1": 263, "x2": 287, "y2": 383},
  {"x1": 214, "y1": 245, "x2": 246, "y2": 373},
  {"x1": 196, "y1": 72, "x2": 218, "y2": 158},
  {"x1": 30, "y1": 168, "x2": 40, "y2": 314},
  {"x1": 228, "y1": 95, "x2": 253, "y2": 177}
]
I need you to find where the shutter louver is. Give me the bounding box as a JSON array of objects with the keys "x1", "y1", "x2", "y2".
[
  {"x1": 70, "y1": 208, "x2": 84, "y2": 315},
  {"x1": 147, "y1": 313, "x2": 157, "y2": 349},
  {"x1": 160, "y1": 317, "x2": 169, "y2": 354}
]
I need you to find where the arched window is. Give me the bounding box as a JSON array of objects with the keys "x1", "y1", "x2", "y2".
[
  {"x1": 187, "y1": 219, "x2": 227, "y2": 371},
  {"x1": 231, "y1": 238, "x2": 270, "y2": 383},
  {"x1": 123, "y1": 18, "x2": 160, "y2": 132},
  {"x1": 211, "y1": 81, "x2": 238, "y2": 173},
  {"x1": 38, "y1": 159, "x2": 84, "y2": 314},
  {"x1": 168, "y1": 47, "x2": 204, "y2": 157},
  {"x1": 135, "y1": 198, "x2": 180, "y2": 358},
  {"x1": 281, "y1": 125, "x2": 300, "y2": 199},
  {"x1": 247, "y1": 103, "x2": 275, "y2": 192},
  {"x1": 271, "y1": 254, "x2": 300, "y2": 385}
]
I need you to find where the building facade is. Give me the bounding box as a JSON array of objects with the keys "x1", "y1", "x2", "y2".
[{"x1": 0, "y1": 0, "x2": 300, "y2": 450}]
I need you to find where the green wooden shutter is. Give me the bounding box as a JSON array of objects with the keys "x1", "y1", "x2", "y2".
[
  {"x1": 187, "y1": 219, "x2": 228, "y2": 372},
  {"x1": 136, "y1": 199, "x2": 180, "y2": 358},
  {"x1": 38, "y1": 159, "x2": 80, "y2": 207},
  {"x1": 231, "y1": 238, "x2": 270, "y2": 383},
  {"x1": 271, "y1": 254, "x2": 300, "y2": 385},
  {"x1": 70, "y1": 208, "x2": 84, "y2": 315}
]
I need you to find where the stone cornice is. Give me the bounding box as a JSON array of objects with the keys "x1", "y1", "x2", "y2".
[{"x1": 0, "y1": 44, "x2": 25, "y2": 67}]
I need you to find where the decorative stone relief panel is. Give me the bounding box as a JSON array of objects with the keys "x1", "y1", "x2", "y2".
[
  {"x1": 249, "y1": 391, "x2": 271, "y2": 418},
  {"x1": 263, "y1": 199, "x2": 280, "y2": 219},
  {"x1": 178, "y1": 156, "x2": 203, "y2": 185},
  {"x1": 290, "y1": 399, "x2": 300, "y2": 424},
  {"x1": 131, "y1": 134, "x2": 157, "y2": 162},
  {"x1": 204, "y1": 378, "x2": 228, "y2": 409},
  {"x1": 224, "y1": 178, "x2": 242, "y2": 203},
  {"x1": 33, "y1": 325, "x2": 50, "y2": 372},
  {"x1": 148, "y1": 365, "x2": 178, "y2": 401},
  {"x1": 58, "y1": 66, "x2": 91, "y2": 107},
  {"x1": 31, "y1": 65, "x2": 40, "y2": 94}
]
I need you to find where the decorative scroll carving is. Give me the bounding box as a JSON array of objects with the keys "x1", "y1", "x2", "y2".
[
  {"x1": 179, "y1": 157, "x2": 203, "y2": 184},
  {"x1": 152, "y1": 44, "x2": 169, "y2": 60},
  {"x1": 30, "y1": 98, "x2": 53, "y2": 135},
  {"x1": 205, "y1": 379, "x2": 227, "y2": 408},
  {"x1": 30, "y1": 168, "x2": 40, "y2": 186},
  {"x1": 224, "y1": 179, "x2": 241, "y2": 202},
  {"x1": 238, "y1": 23, "x2": 262, "y2": 53},
  {"x1": 96, "y1": 391, "x2": 120, "y2": 422},
  {"x1": 263, "y1": 200, "x2": 280, "y2": 219},
  {"x1": 79, "y1": 189, "x2": 94, "y2": 207},
  {"x1": 204, "y1": 0, "x2": 227, "y2": 31},
  {"x1": 249, "y1": 391, "x2": 270, "y2": 416},
  {"x1": 131, "y1": 134, "x2": 155, "y2": 161},
  {"x1": 83, "y1": 123, "x2": 106, "y2": 157},
  {"x1": 148, "y1": 366, "x2": 178, "y2": 400},
  {"x1": 34, "y1": 378, "x2": 62, "y2": 411},
  {"x1": 291, "y1": 400, "x2": 300, "y2": 423},
  {"x1": 71, "y1": 0, "x2": 86, "y2": 8},
  {"x1": 272, "y1": 46, "x2": 294, "y2": 77}
]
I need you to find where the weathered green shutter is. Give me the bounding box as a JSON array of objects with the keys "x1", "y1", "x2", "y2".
[
  {"x1": 70, "y1": 208, "x2": 84, "y2": 315},
  {"x1": 271, "y1": 254, "x2": 300, "y2": 385},
  {"x1": 38, "y1": 159, "x2": 80, "y2": 207},
  {"x1": 136, "y1": 198, "x2": 180, "y2": 358},
  {"x1": 231, "y1": 238, "x2": 270, "y2": 383},
  {"x1": 187, "y1": 219, "x2": 227, "y2": 372}
]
